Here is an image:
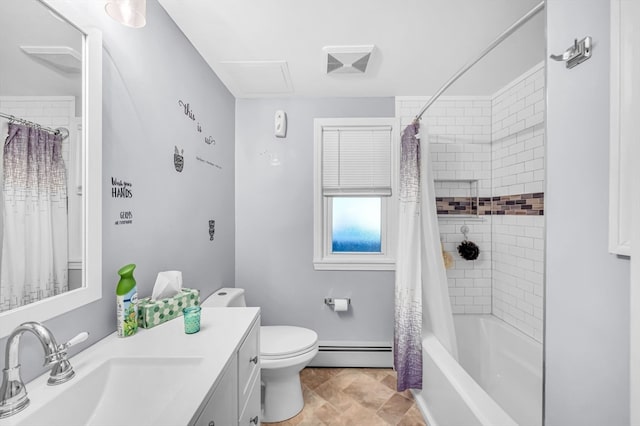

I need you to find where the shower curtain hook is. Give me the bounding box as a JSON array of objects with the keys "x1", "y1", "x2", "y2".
[{"x1": 460, "y1": 225, "x2": 469, "y2": 241}]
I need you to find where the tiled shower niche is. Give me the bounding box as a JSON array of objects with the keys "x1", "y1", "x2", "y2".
[{"x1": 435, "y1": 179, "x2": 479, "y2": 216}]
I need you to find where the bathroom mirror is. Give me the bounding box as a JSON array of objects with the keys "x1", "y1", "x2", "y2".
[{"x1": 0, "y1": 0, "x2": 102, "y2": 337}]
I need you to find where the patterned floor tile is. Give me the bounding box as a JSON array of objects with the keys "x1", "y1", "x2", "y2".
[{"x1": 262, "y1": 368, "x2": 427, "y2": 426}]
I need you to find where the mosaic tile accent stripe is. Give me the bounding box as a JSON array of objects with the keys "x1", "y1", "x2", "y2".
[
  {"x1": 436, "y1": 197, "x2": 477, "y2": 215},
  {"x1": 491, "y1": 192, "x2": 544, "y2": 215},
  {"x1": 436, "y1": 192, "x2": 544, "y2": 216}
]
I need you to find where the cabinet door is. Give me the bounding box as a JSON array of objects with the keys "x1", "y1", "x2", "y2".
[
  {"x1": 238, "y1": 319, "x2": 260, "y2": 406},
  {"x1": 194, "y1": 357, "x2": 238, "y2": 426},
  {"x1": 238, "y1": 373, "x2": 261, "y2": 426}
]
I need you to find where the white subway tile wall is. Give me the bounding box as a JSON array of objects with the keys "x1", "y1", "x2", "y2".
[
  {"x1": 490, "y1": 62, "x2": 545, "y2": 341},
  {"x1": 395, "y1": 62, "x2": 545, "y2": 342},
  {"x1": 492, "y1": 63, "x2": 546, "y2": 197},
  {"x1": 492, "y1": 215, "x2": 545, "y2": 341},
  {"x1": 440, "y1": 219, "x2": 492, "y2": 314}
]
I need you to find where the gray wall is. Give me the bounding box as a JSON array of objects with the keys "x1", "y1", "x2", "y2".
[
  {"x1": 545, "y1": 1, "x2": 630, "y2": 424},
  {"x1": 235, "y1": 98, "x2": 396, "y2": 343},
  {"x1": 0, "y1": 0, "x2": 235, "y2": 381}
]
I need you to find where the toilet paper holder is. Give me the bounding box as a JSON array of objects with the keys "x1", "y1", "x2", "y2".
[{"x1": 324, "y1": 298, "x2": 351, "y2": 307}]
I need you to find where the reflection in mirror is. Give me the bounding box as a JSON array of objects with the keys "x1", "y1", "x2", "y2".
[
  {"x1": 0, "y1": 0, "x2": 83, "y2": 313},
  {"x1": 0, "y1": 0, "x2": 102, "y2": 336}
]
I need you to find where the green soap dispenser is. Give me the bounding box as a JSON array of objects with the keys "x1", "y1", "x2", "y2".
[{"x1": 116, "y1": 264, "x2": 138, "y2": 337}]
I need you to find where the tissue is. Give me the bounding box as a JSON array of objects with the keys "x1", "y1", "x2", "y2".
[{"x1": 151, "y1": 271, "x2": 183, "y2": 301}]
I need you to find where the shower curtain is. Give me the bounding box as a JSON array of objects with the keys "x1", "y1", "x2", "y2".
[
  {"x1": 0, "y1": 123, "x2": 68, "y2": 311},
  {"x1": 394, "y1": 121, "x2": 458, "y2": 391}
]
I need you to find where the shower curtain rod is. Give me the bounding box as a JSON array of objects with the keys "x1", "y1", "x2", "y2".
[
  {"x1": 415, "y1": 1, "x2": 545, "y2": 121},
  {"x1": 0, "y1": 111, "x2": 65, "y2": 136}
]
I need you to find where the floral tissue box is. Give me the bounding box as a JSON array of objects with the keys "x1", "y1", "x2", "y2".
[{"x1": 138, "y1": 288, "x2": 200, "y2": 329}]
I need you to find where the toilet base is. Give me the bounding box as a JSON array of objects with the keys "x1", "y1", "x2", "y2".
[{"x1": 261, "y1": 369, "x2": 304, "y2": 423}]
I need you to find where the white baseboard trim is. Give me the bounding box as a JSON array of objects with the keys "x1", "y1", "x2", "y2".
[{"x1": 308, "y1": 341, "x2": 393, "y2": 368}]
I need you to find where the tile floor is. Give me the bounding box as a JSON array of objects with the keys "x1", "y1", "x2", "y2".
[{"x1": 263, "y1": 367, "x2": 427, "y2": 426}]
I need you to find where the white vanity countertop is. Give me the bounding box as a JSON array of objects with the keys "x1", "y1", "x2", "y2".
[{"x1": 2, "y1": 307, "x2": 260, "y2": 426}]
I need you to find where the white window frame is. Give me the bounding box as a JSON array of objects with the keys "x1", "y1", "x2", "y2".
[{"x1": 313, "y1": 117, "x2": 399, "y2": 271}]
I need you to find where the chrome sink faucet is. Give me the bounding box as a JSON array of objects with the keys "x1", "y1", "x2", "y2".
[{"x1": 0, "y1": 322, "x2": 88, "y2": 418}]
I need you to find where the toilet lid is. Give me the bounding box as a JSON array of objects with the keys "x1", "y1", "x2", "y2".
[{"x1": 260, "y1": 326, "x2": 318, "y2": 359}]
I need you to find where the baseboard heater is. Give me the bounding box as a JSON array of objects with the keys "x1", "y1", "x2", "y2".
[{"x1": 308, "y1": 341, "x2": 393, "y2": 368}]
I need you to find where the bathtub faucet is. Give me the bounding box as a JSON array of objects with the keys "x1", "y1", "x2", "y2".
[{"x1": 0, "y1": 322, "x2": 89, "y2": 419}]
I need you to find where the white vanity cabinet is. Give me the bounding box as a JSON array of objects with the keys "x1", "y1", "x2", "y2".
[
  {"x1": 4, "y1": 307, "x2": 261, "y2": 426},
  {"x1": 193, "y1": 314, "x2": 261, "y2": 426},
  {"x1": 194, "y1": 357, "x2": 238, "y2": 426},
  {"x1": 237, "y1": 319, "x2": 261, "y2": 425}
]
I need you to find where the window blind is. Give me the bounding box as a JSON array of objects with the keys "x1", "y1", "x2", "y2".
[{"x1": 321, "y1": 126, "x2": 393, "y2": 196}]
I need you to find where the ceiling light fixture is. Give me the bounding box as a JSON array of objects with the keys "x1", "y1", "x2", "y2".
[{"x1": 105, "y1": 0, "x2": 146, "y2": 28}]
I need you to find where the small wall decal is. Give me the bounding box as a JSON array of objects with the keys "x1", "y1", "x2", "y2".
[
  {"x1": 196, "y1": 155, "x2": 222, "y2": 170},
  {"x1": 111, "y1": 176, "x2": 133, "y2": 198},
  {"x1": 115, "y1": 210, "x2": 134, "y2": 226},
  {"x1": 208, "y1": 220, "x2": 215, "y2": 241},
  {"x1": 174, "y1": 146, "x2": 184, "y2": 172},
  {"x1": 176, "y1": 99, "x2": 218, "y2": 147},
  {"x1": 178, "y1": 100, "x2": 196, "y2": 121}
]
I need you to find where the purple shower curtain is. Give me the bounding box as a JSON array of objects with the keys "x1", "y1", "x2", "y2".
[
  {"x1": 394, "y1": 121, "x2": 424, "y2": 391},
  {"x1": 0, "y1": 123, "x2": 68, "y2": 311},
  {"x1": 394, "y1": 121, "x2": 458, "y2": 391}
]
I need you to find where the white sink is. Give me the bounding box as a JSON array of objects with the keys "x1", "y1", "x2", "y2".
[{"x1": 15, "y1": 357, "x2": 204, "y2": 426}]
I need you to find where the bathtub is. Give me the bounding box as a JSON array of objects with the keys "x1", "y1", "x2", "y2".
[{"x1": 413, "y1": 315, "x2": 542, "y2": 426}]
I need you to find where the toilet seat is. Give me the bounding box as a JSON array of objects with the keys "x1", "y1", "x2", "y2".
[{"x1": 260, "y1": 326, "x2": 318, "y2": 360}]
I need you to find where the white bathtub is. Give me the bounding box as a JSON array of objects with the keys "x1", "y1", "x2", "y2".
[{"x1": 413, "y1": 315, "x2": 542, "y2": 426}]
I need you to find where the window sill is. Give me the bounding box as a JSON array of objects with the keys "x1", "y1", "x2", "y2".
[
  {"x1": 69, "y1": 260, "x2": 83, "y2": 270},
  {"x1": 313, "y1": 259, "x2": 396, "y2": 271}
]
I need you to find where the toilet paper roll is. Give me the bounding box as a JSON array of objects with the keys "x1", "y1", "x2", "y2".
[{"x1": 333, "y1": 298, "x2": 349, "y2": 312}]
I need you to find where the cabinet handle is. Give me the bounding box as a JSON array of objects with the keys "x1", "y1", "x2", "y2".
[
  {"x1": 249, "y1": 356, "x2": 258, "y2": 364},
  {"x1": 250, "y1": 416, "x2": 259, "y2": 424}
]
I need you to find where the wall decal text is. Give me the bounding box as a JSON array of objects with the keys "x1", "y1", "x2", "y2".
[
  {"x1": 115, "y1": 210, "x2": 133, "y2": 226},
  {"x1": 177, "y1": 99, "x2": 218, "y2": 147},
  {"x1": 196, "y1": 156, "x2": 222, "y2": 170},
  {"x1": 178, "y1": 100, "x2": 196, "y2": 121},
  {"x1": 111, "y1": 177, "x2": 133, "y2": 198}
]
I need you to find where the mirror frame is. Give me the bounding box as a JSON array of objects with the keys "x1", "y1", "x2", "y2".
[{"x1": 0, "y1": 1, "x2": 102, "y2": 337}]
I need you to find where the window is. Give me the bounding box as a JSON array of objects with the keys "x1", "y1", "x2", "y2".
[
  {"x1": 332, "y1": 197, "x2": 381, "y2": 253},
  {"x1": 313, "y1": 117, "x2": 398, "y2": 270}
]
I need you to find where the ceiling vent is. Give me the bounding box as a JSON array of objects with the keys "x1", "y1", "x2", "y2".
[
  {"x1": 218, "y1": 60, "x2": 293, "y2": 96},
  {"x1": 20, "y1": 46, "x2": 82, "y2": 73},
  {"x1": 323, "y1": 45, "x2": 374, "y2": 74}
]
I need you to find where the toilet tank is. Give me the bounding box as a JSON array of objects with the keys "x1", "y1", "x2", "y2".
[{"x1": 202, "y1": 287, "x2": 247, "y2": 307}]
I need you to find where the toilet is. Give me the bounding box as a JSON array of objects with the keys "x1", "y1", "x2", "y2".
[{"x1": 202, "y1": 288, "x2": 318, "y2": 423}]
